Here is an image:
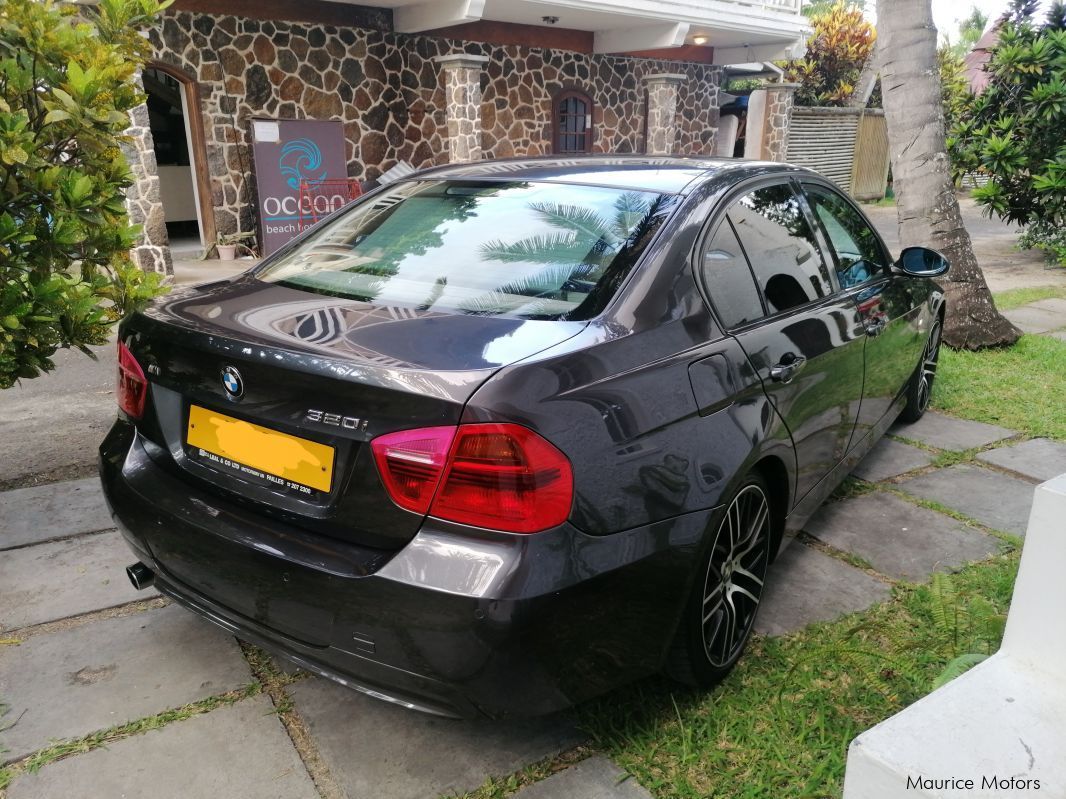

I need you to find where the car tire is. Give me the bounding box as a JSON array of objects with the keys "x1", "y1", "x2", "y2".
[
  {"x1": 898, "y1": 317, "x2": 943, "y2": 424},
  {"x1": 666, "y1": 472, "x2": 773, "y2": 688}
]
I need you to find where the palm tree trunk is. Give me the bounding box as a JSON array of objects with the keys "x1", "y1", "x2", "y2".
[{"x1": 876, "y1": 0, "x2": 1019, "y2": 349}]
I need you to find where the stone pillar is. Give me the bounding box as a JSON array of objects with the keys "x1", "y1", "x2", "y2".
[
  {"x1": 120, "y1": 78, "x2": 173, "y2": 277},
  {"x1": 755, "y1": 82, "x2": 800, "y2": 162},
  {"x1": 643, "y1": 73, "x2": 685, "y2": 156},
  {"x1": 434, "y1": 54, "x2": 490, "y2": 163}
]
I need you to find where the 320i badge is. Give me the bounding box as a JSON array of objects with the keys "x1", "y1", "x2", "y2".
[{"x1": 100, "y1": 156, "x2": 948, "y2": 718}]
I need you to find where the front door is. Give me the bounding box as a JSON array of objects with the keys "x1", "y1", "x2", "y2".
[
  {"x1": 701, "y1": 181, "x2": 867, "y2": 504},
  {"x1": 800, "y1": 181, "x2": 927, "y2": 442}
]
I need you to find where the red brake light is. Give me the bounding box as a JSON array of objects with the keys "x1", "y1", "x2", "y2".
[
  {"x1": 371, "y1": 423, "x2": 573, "y2": 534},
  {"x1": 116, "y1": 341, "x2": 147, "y2": 419}
]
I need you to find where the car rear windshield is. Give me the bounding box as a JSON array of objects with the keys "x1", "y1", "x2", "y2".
[{"x1": 255, "y1": 180, "x2": 677, "y2": 321}]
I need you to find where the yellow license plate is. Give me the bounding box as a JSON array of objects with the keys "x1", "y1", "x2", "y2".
[{"x1": 187, "y1": 405, "x2": 334, "y2": 493}]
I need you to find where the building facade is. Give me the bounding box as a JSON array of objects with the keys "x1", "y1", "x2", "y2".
[{"x1": 123, "y1": 0, "x2": 807, "y2": 274}]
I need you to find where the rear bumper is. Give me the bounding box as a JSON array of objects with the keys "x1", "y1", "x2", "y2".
[{"x1": 99, "y1": 420, "x2": 714, "y2": 718}]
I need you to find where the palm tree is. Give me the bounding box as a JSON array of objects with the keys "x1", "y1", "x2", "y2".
[{"x1": 876, "y1": 0, "x2": 1019, "y2": 349}]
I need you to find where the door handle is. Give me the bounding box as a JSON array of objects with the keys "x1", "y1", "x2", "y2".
[
  {"x1": 864, "y1": 317, "x2": 888, "y2": 337},
  {"x1": 769, "y1": 354, "x2": 807, "y2": 383}
]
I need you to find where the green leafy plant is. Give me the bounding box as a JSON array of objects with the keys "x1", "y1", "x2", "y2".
[
  {"x1": 948, "y1": 1, "x2": 1066, "y2": 266},
  {"x1": 785, "y1": 1, "x2": 877, "y2": 106},
  {"x1": 0, "y1": 0, "x2": 170, "y2": 389},
  {"x1": 785, "y1": 571, "x2": 1007, "y2": 702}
]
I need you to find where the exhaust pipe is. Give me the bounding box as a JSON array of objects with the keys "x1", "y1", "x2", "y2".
[{"x1": 126, "y1": 562, "x2": 155, "y2": 591}]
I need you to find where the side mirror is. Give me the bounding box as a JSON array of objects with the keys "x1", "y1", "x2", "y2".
[{"x1": 896, "y1": 246, "x2": 950, "y2": 278}]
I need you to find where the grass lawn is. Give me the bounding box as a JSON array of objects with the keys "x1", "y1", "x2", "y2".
[
  {"x1": 573, "y1": 553, "x2": 1018, "y2": 799},
  {"x1": 934, "y1": 334, "x2": 1066, "y2": 441},
  {"x1": 992, "y1": 285, "x2": 1066, "y2": 311}
]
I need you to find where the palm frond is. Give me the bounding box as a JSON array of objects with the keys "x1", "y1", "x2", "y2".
[
  {"x1": 933, "y1": 653, "x2": 989, "y2": 689},
  {"x1": 527, "y1": 202, "x2": 617, "y2": 243},
  {"x1": 479, "y1": 233, "x2": 605, "y2": 265},
  {"x1": 611, "y1": 192, "x2": 652, "y2": 239}
]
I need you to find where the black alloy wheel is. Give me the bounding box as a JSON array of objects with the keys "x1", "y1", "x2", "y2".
[
  {"x1": 900, "y1": 318, "x2": 943, "y2": 423},
  {"x1": 669, "y1": 475, "x2": 773, "y2": 686}
]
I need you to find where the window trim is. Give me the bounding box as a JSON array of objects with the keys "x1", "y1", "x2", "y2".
[
  {"x1": 552, "y1": 88, "x2": 594, "y2": 155},
  {"x1": 692, "y1": 175, "x2": 841, "y2": 332}
]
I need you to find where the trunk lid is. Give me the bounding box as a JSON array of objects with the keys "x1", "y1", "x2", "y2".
[{"x1": 125, "y1": 276, "x2": 585, "y2": 549}]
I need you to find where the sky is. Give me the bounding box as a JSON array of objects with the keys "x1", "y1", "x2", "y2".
[{"x1": 865, "y1": 1, "x2": 1053, "y2": 44}]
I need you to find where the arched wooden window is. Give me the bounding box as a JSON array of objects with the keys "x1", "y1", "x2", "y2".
[{"x1": 553, "y1": 90, "x2": 593, "y2": 155}]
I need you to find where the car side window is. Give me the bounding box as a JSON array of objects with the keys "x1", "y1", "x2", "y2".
[
  {"x1": 701, "y1": 220, "x2": 765, "y2": 329},
  {"x1": 728, "y1": 183, "x2": 833, "y2": 315},
  {"x1": 804, "y1": 184, "x2": 888, "y2": 289}
]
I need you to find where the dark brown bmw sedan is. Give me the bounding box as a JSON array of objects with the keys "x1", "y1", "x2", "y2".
[{"x1": 101, "y1": 156, "x2": 947, "y2": 718}]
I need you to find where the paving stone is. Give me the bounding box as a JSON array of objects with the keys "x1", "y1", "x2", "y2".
[
  {"x1": 0, "y1": 604, "x2": 251, "y2": 762},
  {"x1": 512, "y1": 755, "x2": 652, "y2": 799},
  {"x1": 755, "y1": 542, "x2": 891, "y2": 637},
  {"x1": 0, "y1": 477, "x2": 112, "y2": 550},
  {"x1": 0, "y1": 530, "x2": 153, "y2": 630},
  {"x1": 1030, "y1": 297, "x2": 1066, "y2": 316},
  {"x1": 804, "y1": 492, "x2": 1000, "y2": 582},
  {"x1": 1002, "y1": 305, "x2": 1066, "y2": 334},
  {"x1": 6, "y1": 695, "x2": 317, "y2": 799},
  {"x1": 896, "y1": 463, "x2": 1035, "y2": 537},
  {"x1": 889, "y1": 411, "x2": 1014, "y2": 452},
  {"x1": 977, "y1": 438, "x2": 1066, "y2": 483},
  {"x1": 290, "y1": 677, "x2": 585, "y2": 799},
  {"x1": 851, "y1": 438, "x2": 934, "y2": 482}
]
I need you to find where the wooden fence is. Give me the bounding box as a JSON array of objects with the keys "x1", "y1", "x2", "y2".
[{"x1": 785, "y1": 107, "x2": 890, "y2": 200}]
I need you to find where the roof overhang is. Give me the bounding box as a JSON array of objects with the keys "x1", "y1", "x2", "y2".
[{"x1": 342, "y1": 0, "x2": 809, "y2": 58}]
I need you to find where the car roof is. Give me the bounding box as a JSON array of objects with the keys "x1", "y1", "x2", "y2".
[{"x1": 411, "y1": 155, "x2": 794, "y2": 195}]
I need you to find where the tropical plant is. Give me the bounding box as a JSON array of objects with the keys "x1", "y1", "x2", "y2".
[
  {"x1": 948, "y1": 1, "x2": 1066, "y2": 267},
  {"x1": 938, "y1": 44, "x2": 970, "y2": 132},
  {"x1": 946, "y1": 7, "x2": 990, "y2": 57},
  {"x1": 0, "y1": 0, "x2": 169, "y2": 389},
  {"x1": 786, "y1": 1, "x2": 877, "y2": 107},
  {"x1": 876, "y1": 0, "x2": 1019, "y2": 349}
]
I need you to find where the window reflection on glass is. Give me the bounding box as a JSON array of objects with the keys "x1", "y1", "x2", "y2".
[
  {"x1": 256, "y1": 181, "x2": 674, "y2": 321},
  {"x1": 728, "y1": 184, "x2": 832, "y2": 314},
  {"x1": 805, "y1": 185, "x2": 887, "y2": 289},
  {"x1": 702, "y1": 221, "x2": 765, "y2": 329}
]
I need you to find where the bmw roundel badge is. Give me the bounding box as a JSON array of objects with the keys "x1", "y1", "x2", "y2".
[{"x1": 221, "y1": 366, "x2": 244, "y2": 399}]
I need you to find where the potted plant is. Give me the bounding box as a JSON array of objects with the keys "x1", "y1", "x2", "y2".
[{"x1": 216, "y1": 231, "x2": 257, "y2": 261}]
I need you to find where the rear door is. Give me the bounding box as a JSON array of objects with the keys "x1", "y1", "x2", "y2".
[
  {"x1": 699, "y1": 180, "x2": 867, "y2": 504},
  {"x1": 800, "y1": 181, "x2": 926, "y2": 441}
]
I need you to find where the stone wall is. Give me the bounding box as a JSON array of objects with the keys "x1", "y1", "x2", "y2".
[
  {"x1": 121, "y1": 97, "x2": 173, "y2": 275},
  {"x1": 145, "y1": 10, "x2": 722, "y2": 240}
]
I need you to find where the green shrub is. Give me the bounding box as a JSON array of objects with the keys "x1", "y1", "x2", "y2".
[
  {"x1": 948, "y1": 1, "x2": 1066, "y2": 266},
  {"x1": 0, "y1": 0, "x2": 170, "y2": 389}
]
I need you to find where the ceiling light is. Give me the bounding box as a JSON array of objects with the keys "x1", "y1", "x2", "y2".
[{"x1": 694, "y1": 35, "x2": 708, "y2": 45}]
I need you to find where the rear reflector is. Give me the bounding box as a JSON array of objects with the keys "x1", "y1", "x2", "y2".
[
  {"x1": 116, "y1": 340, "x2": 147, "y2": 419},
  {"x1": 371, "y1": 423, "x2": 573, "y2": 534}
]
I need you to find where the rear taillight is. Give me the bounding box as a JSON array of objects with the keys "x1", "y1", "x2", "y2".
[
  {"x1": 371, "y1": 423, "x2": 573, "y2": 534},
  {"x1": 116, "y1": 340, "x2": 147, "y2": 419}
]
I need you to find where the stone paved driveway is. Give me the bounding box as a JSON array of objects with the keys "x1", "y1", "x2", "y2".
[{"x1": 2, "y1": 412, "x2": 1060, "y2": 798}]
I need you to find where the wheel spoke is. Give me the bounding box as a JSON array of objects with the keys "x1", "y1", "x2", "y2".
[
  {"x1": 732, "y1": 565, "x2": 764, "y2": 591},
  {"x1": 703, "y1": 580, "x2": 724, "y2": 607},
  {"x1": 719, "y1": 592, "x2": 738, "y2": 656},
  {"x1": 729, "y1": 582, "x2": 760, "y2": 606},
  {"x1": 703, "y1": 594, "x2": 725, "y2": 624}
]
